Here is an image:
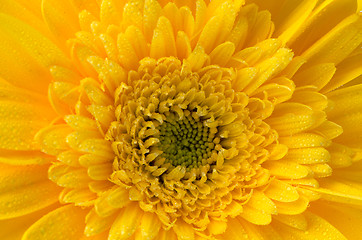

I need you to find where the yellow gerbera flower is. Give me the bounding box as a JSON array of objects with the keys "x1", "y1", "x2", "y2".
[{"x1": 1, "y1": 0, "x2": 362, "y2": 239}]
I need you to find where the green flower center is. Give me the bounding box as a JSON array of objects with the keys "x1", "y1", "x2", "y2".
[{"x1": 158, "y1": 112, "x2": 217, "y2": 170}]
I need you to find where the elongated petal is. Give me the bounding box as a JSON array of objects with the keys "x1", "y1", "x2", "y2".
[
  {"x1": 22, "y1": 205, "x2": 88, "y2": 240},
  {"x1": 309, "y1": 201, "x2": 362, "y2": 240},
  {"x1": 41, "y1": 0, "x2": 80, "y2": 47},
  {"x1": 108, "y1": 202, "x2": 143, "y2": 240},
  {"x1": 302, "y1": 14, "x2": 362, "y2": 67},
  {"x1": 0, "y1": 204, "x2": 58, "y2": 240},
  {"x1": 273, "y1": 211, "x2": 347, "y2": 240},
  {"x1": 0, "y1": 13, "x2": 69, "y2": 93},
  {"x1": 0, "y1": 177, "x2": 61, "y2": 220}
]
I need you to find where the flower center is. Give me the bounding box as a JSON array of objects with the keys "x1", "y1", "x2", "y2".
[
  {"x1": 107, "y1": 56, "x2": 277, "y2": 228},
  {"x1": 158, "y1": 112, "x2": 216, "y2": 170}
]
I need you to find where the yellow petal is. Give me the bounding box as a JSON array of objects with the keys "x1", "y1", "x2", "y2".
[
  {"x1": 243, "y1": 48, "x2": 293, "y2": 95},
  {"x1": 244, "y1": 10, "x2": 273, "y2": 47},
  {"x1": 279, "y1": 133, "x2": 330, "y2": 148},
  {"x1": 100, "y1": 0, "x2": 123, "y2": 26},
  {"x1": 64, "y1": 115, "x2": 98, "y2": 132},
  {"x1": 322, "y1": 53, "x2": 362, "y2": 93},
  {"x1": 107, "y1": 187, "x2": 131, "y2": 209},
  {"x1": 108, "y1": 202, "x2": 143, "y2": 240},
  {"x1": 79, "y1": 139, "x2": 114, "y2": 158},
  {"x1": 0, "y1": 178, "x2": 60, "y2": 220},
  {"x1": 293, "y1": 63, "x2": 336, "y2": 90},
  {"x1": 276, "y1": 0, "x2": 318, "y2": 43},
  {"x1": 70, "y1": 41, "x2": 98, "y2": 77},
  {"x1": 0, "y1": 13, "x2": 70, "y2": 90},
  {"x1": 84, "y1": 209, "x2": 117, "y2": 237},
  {"x1": 99, "y1": 33, "x2": 118, "y2": 62},
  {"x1": 41, "y1": 0, "x2": 80, "y2": 47},
  {"x1": 81, "y1": 78, "x2": 113, "y2": 106},
  {"x1": 263, "y1": 160, "x2": 309, "y2": 179},
  {"x1": 207, "y1": 219, "x2": 227, "y2": 235},
  {"x1": 173, "y1": 218, "x2": 195, "y2": 240},
  {"x1": 0, "y1": 32, "x2": 46, "y2": 93},
  {"x1": 135, "y1": 212, "x2": 161, "y2": 240},
  {"x1": 122, "y1": 0, "x2": 143, "y2": 30},
  {"x1": 11, "y1": 0, "x2": 43, "y2": 18},
  {"x1": 0, "y1": 204, "x2": 58, "y2": 240},
  {"x1": 273, "y1": 214, "x2": 307, "y2": 231},
  {"x1": 79, "y1": 153, "x2": 112, "y2": 167},
  {"x1": 328, "y1": 143, "x2": 354, "y2": 168},
  {"x1": 116, "y1": 32, "x2": 139, "y2": 70},
  {"x1": 0, "y1": 150, "x2": 52, "y2": 165},
  {"x1": 247, "y1": 191, "x2": 277, "y2": 215},
  {"x1": 284, "y1": 147, "x2": 330, "y2": 164},
  {"x1": 304, "y1": 178, "x2": 362, "y2": 206},
  {"x1": 264, "y1": 179, "x2": 299, "y2": 202},
  {"x1": 197, "y1": 1, "x2": 237, "y2": 53},
  {"x1": 240, "y1": 204, "x2": 272, "y2": 225},
  {"x1": 150, "y1": 16, "x2": 177, "y2": 59},
  {"x1": 327, "y1": 84, "x2": 362, "y2": 147},
  {"x1": 313, "y1": 120, "x2": 343, "y2": 140},
  {"x1": 0, "y1": 0, "x2": 51, "y2": 38},
  {"x1": 221, "y1": 218, "x2": 248, "y2": 240},
  {"x1": 273, "y1": 211, "x2": 347, "y2": 240},
  {"x1": 309, "y1": 201, "x2": 362, "y2": 240},
  {"x1": 87, "y1": 163, "x2": 113, "y2": 180},
  {"x1": 241, "y1": 219, "x2": 283, "y2": 240},
  {"x1": 157, "y1": 228, "x2": 178, "y2": 240},
  {"x1": 302, "y1": 13, "x2": 362, "y2": 66},
  {"x1": 143, "y1": 0, "x2": 162, "y2": 41},
  {"x1": 56, "y1": 168, "x2": 91, "y2": 188},
  {"x1": 87, "y1": 104, "x2": 115, "y2": 133},
  {"x1": 267, "y1": 110, "x2": 326, "y2": 136},
  {"x1": 35, "y1": 124, "x2": 73, "y2": 155},
  {"x1": 22, "y1": 205, "x2": 88, "y2": 240},
  {"x1": 307, "y1": 163, "x2": 333, "y2": 178},
  {"x1": 289, "y1": 0, "x2": 357, "y2": 54},
  {"x1": 274, "y1": 195, "x2": 309, "y2": 215},
  {"x1": 327, "y1": 84, "x2": 362, "y2": 118},
  {"x1": 60, "y1": 188, "x2": 96, "y2": 206},
  {"x1": 209, "y1": 42, "x2": 235, "y2": 66},
  {"x1": 176, "y1": 31, "x2": 192, "y2": 60},
  {"x1": 78, "y1": 10, "x2": 97, "y2": 32},
  {"x1": 0, "y1": 163, "x2": 48, "y2": 192},
  {"x1": 95, "y1": 191, "x2": 118, "y2": 217},
  {"x1": 0, "y1": 14, "x2": 59, "y2": 69},
  {"x1": 125, "y1": 26, "x2": 149, "y2": 59},
  {"x1": 290, "y1": 90, "x2": 329, "y2": 111},
  {"x1": 0, "y1": 77, "x2": 48, "y2": 105},
  {"x1": 187, "y1": 45, "x2": 210, "y2": 71},
  {"x1": 0, "y1": 120, "x2": 46, "y2": 150},
  {"x1": 66, "y1": 131, "x2": 102, "y2": 150},
  {"x1": 252, "y1": 80, "x2": 295, "y2": 105},
  {"x1": 88, "y1": 180, "x2": 115, "y2": 194}
]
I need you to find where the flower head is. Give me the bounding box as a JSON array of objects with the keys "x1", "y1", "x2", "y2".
[{"x1": 1, "y1": 0, "x2": 362, "y2": 239}]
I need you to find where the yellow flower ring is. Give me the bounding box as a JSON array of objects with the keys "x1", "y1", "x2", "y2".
[{"x1": 0, "y1": 0, "x2": 362, "y2": 239}]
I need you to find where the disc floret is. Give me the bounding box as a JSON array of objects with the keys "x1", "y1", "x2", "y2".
[{"x1": 158, "y1": 112, "x2": 216, "y2": 170}]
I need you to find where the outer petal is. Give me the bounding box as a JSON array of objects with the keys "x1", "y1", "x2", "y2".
[
  {"x1": 0, "y1": 0, "x2": 52, "y2": 38},
  {"x1": 327, "y1": 84, "x2": 362, "y2": 147},
  {"x1": 41, "y1": 0, "x2": 81, "y2": 48},
  {"x1": 22, "y1": 205, "x2": 88, "y2": 240},
  {"x1": 0, "y1": 13, "x2": 70, "y2": 94},
  {"x1": 0, "y1": 163, "x2": 61, "y2": 220},
  {"x1": 273, "y1": 211, "x2": 347, "y2": 240},
  {"x1": 309, "y1": 201, "x2": 362, "y2": 240},
  {"x1": 301, "y1": 14, "x2": 362, "y2": 67},
  {"x1": 108, "y1": 202, "x2": 143, "y2": 240},
  {"x1": 0, "y1": 204, "x2": 58, "y2": 240}
]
